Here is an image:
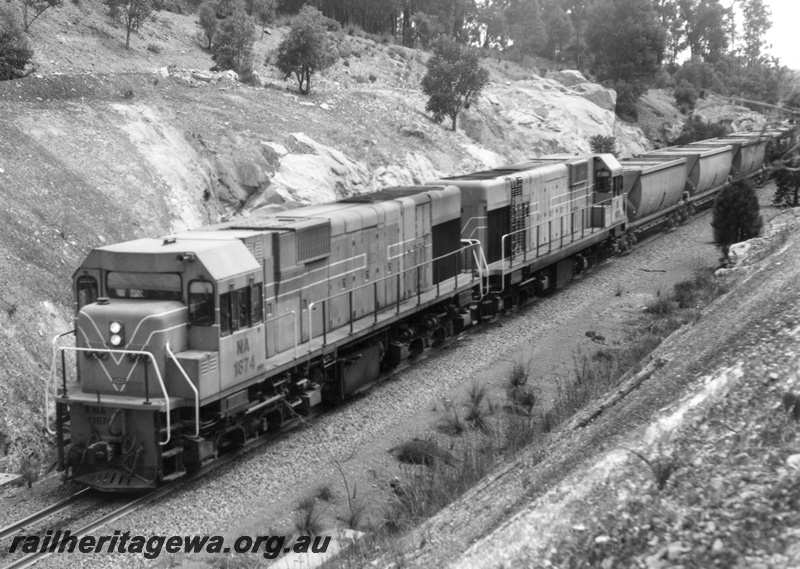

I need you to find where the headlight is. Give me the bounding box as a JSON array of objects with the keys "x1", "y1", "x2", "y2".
[
  {"x1": 109, "y1": 321, "x2": 122, "y2": 334},
  {"x1": 110, "y1": 334, "x2": 123, "y2": 347}
]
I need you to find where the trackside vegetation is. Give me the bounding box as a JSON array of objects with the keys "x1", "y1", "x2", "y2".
[{"x1": 316, "y1": 268, "x2": 732, "y2": 568}]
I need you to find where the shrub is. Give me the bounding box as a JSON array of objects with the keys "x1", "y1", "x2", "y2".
[
  {"x1": 212, "y1": 8, "x2": 255, "y2": 73},
  {"x1": 613, "y1": 80, "x2": 639, "y2": 121},
  {"x1": 463, "y1": 382, "x2": 492, "y2": 433},
  {"x1": 672, "y1": 116, "x2": 727, "y2": 145},
  {"x1": 673, "y1": 79, "x2": 699, "y2": 113},
  {"x1": 589, "y1": 135, "x2": 618, "y2": 156},
  {"x1": 18, "y1": 456, "x2": 39, "y2": 488},
  {"x1": 0, "y1": 6, "x2": 34, "y2": 80},
  {"x1": 293, "y1": 494, "x2": 322, "y2": 535},
  {"x1": 771, "y1": 135, "x2": 800, "y2": 207},
  {"x1": 711, "y1": 179, "x2": 763, "y2": 259},
  {"x1": 146, "y1": 42, "x2": 162, "y2": 54}
]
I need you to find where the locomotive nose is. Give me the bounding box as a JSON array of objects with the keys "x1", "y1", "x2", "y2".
[{"x1": 77, "y1": 299, "x2": 188, "y2": 398}]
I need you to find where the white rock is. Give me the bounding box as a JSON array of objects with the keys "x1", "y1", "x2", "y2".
[
  {"x1": 156, "y1": 67, "x2": 169, "y2": 78},
  {"x1": 727, "y1": 241, "x2": 752, "y2": 266},
  {"x1": 191, "y1": 71, "x2": 213, "y2": 83},
  {"x1": 551, "y1": 69, "x2": 587, "y2": 87},
  {"x1": 574, "y1": 83, "x2": 617, "y2": 112},
  {"x1": 261, "y1": 141, "x2": 288, "y2": 157}
]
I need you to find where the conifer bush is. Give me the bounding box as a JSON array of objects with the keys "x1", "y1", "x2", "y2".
[{"x1": 711, "y1": 179, "x2": 763, "y2": 260}]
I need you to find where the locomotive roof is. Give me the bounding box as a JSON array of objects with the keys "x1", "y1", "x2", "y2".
[
  {"x1": 339, "y1": 185, "x2": 449, "y2": 202},
  {"x1": 82, "y1": 237, "x2": 260, "y2": 280},
  {"x1": 440, "y1": 162, "x2": 567, "y2": 181}
]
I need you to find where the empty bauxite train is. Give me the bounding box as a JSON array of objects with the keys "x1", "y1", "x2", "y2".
[{"x1": 45, "y1": 129, "x2": 781, "y2": 491}]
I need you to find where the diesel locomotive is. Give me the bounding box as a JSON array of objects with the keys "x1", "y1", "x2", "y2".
[{"x1": 45, "y1": 129, "x2": 782, "y2": 491}]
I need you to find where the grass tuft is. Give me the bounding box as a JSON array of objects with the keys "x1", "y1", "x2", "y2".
[{"x1": 293, "y1": 493, "x2": 322, "y2": 536}]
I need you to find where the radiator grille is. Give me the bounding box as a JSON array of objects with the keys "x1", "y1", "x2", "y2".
[{"x1": 297, "y1": 223, "x2": 331, "y2": 262}]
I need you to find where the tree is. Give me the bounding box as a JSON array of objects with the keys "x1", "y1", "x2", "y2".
[
  {"x1": 507, "y1": 0, "x2": 548, "y2": 60},
  {"x1": 653, "y1": 0, "x2": 684, "y2": 66},
  {"x1": 711, "y1": 179, "x2": 763, "y2": 259},
  {"x1": 563, "y1": 0, "x2": 591, "y2": 69},
  {"x1": 542, "y1": 1, "x2": 573, "y2": 62},
  {"x1": 680, "y1": 0, "x2": 729, "y2": 63},
  {"x1": 199, "y1": 2, "x2": 218, "y2": 50},
  {"x1": 421, "y1": 35, "x2": 489, "y2": 131},
  {"x1": 104, "y1": 0, "x2": 156, "y2": 49},
  {"x1": 212, "y1": 9, "x2": 256, "y2": 74},
  {"x1": 21, "y1": 0, "x2": 64, "y2": 31},
  {"x1": 741, "y1": 0, "x2": 771, "y2": 68},
  {"x1": 585, "y1": 0, "x2": 666, "y2": 112},
  {"x1": 252, "y1": 0, "x2": 276, "y2": 37},
  {"x1": 275, "y1": 6, "x2": 335, "y2": 95},
  {"x1": 0, "y1": 6, "x2": 34, "y2": 80}
]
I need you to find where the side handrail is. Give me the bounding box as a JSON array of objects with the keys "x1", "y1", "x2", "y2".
[
  {"x1": 498, "y1": 196, "x2": 617, "y2": 279},
  {"x1": 52, "y1": 346, "x2": 173, "y2": 445},
  {"x1": 45, "y1": 330, "x2": 76, "y2": 436},
  {"x1": 305, "y1": 242, "x2": 485, "y2": 346},
  {"x1": 165, "y1": 342, "x2": 199, "y2": 437}
]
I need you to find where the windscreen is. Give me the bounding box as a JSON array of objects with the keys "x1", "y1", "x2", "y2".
[{"x1": 107, "y1": 272, "x2": 182, "y2": 300}]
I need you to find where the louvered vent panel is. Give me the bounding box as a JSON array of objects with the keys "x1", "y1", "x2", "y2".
[
  {"x1": 200, "y1": 354, "x2": 219, "y2": 375},
  {"x1": 296, "y1": 223, "x2": 331, "y2": 262}
]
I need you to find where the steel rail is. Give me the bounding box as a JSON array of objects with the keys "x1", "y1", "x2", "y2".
[{"x1": 0, "y1": 489, "x2": 91, "y2": 543}]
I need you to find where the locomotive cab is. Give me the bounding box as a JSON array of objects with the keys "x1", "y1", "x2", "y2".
[{"x1": 59, "y1": 237, "x2": 265, "y2": 490}]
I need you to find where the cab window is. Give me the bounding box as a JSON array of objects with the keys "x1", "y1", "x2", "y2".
[
  {"x1": 251, "y1": 283, "x2": 263, "y2": 325},
  {"x1": 236, "y1": 287, "x2": 250, "y2": 330},
  {"x1": 189, "y1": 281, "x2": 215, "y2": 326},
  {"x1": 77, "y1": 276, "x2": 98, "y2": 309},
  {"x1": 220, "y1": 292, "x2": 232, "y2": 337},
  {"x1": 219, "y1": 282, "x2": 263, "y2": 336}
]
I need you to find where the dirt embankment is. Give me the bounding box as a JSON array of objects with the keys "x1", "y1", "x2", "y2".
[{"x1": 388, "y1": 205, "x2": 800, "y2": 568}]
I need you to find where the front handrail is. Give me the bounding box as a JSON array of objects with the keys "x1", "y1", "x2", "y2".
[
  {"x1": 165, "y1": 342, "x2": 199, "y2": 437},
  {"x1": 45, "y1": 330, "x2": 76, "y2": 436},
  {"x1": 51, "y1": 346, "x2": 173, "y2": 446},
  {"x1": 461, "y1": 238, "x2": 489, "y2": 298}
]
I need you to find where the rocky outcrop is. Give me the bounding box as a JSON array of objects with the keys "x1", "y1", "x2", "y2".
[
  {"x1": 692, "y1": 96, "x2": 767, "y2": 133},
  {"x1": 462, "y1": 75, "x2": 651, "y2": 159},
  {"x1": 550, "y1": 69, "x2": 588, "y2": 88},
  {"x1": 636, "y1": 89, "x2": 686, "y2": 146}
]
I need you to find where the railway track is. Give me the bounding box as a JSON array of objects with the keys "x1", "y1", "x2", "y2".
[{"x1": 0, "y1": 489, "x2": 90, "y2": 543}]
